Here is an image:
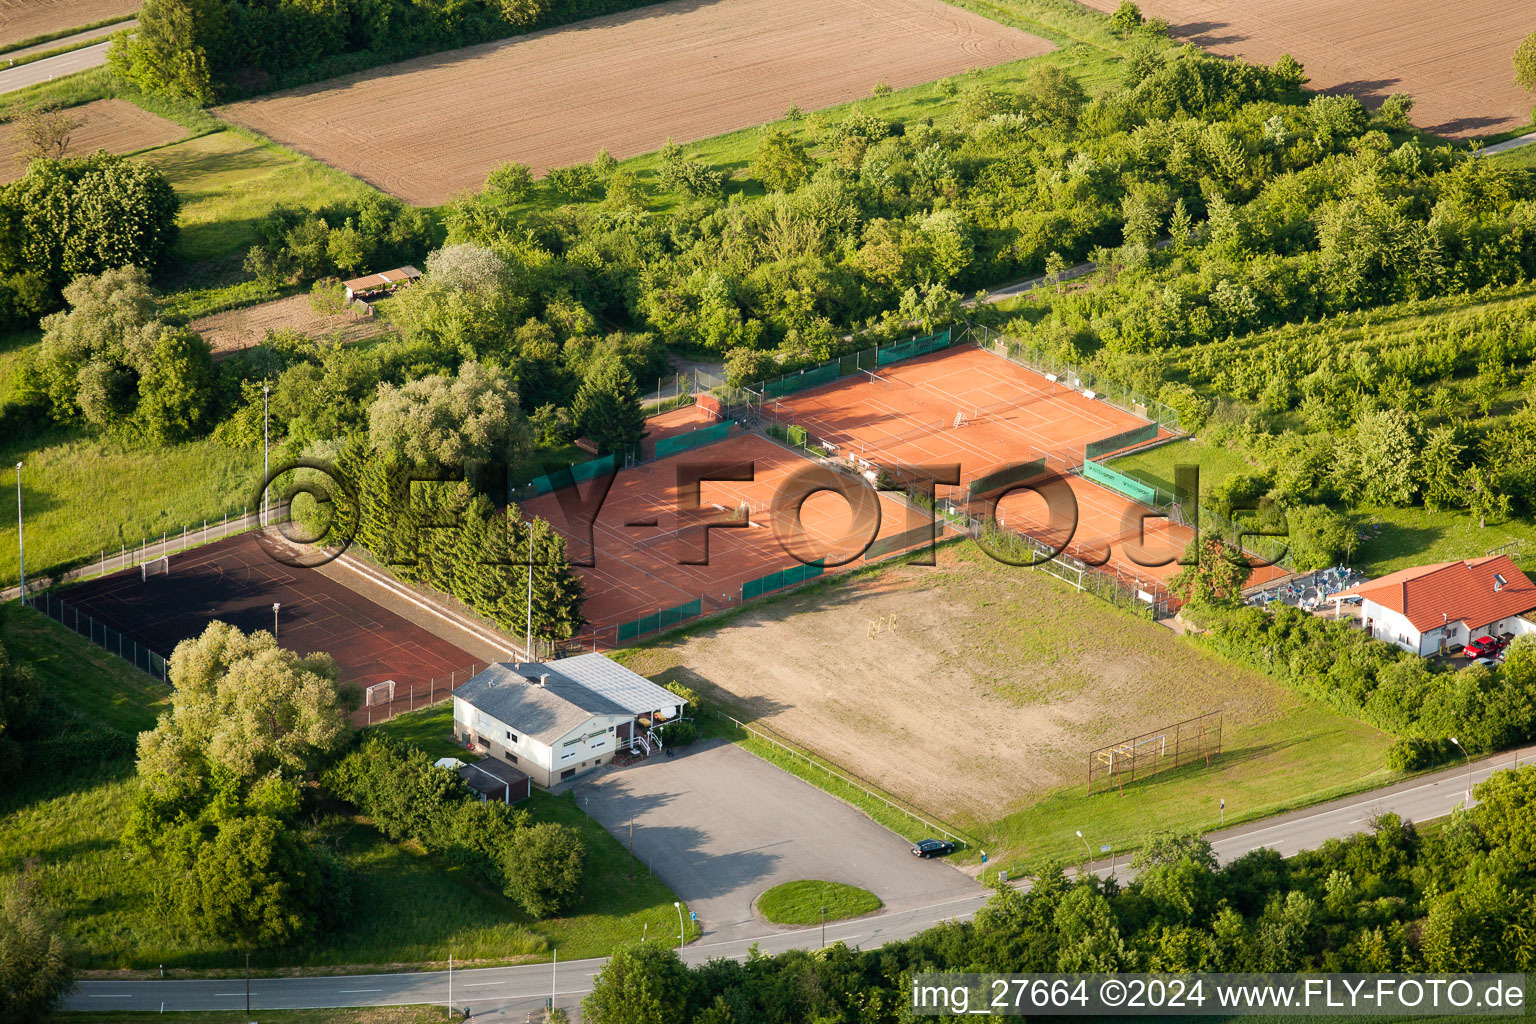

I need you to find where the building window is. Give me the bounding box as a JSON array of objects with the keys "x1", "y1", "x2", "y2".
[
  {"x1": 504, "y1": 752, "x2": 518, "y2": 764},
  {"x1": 561, "y1": 768, "x2": 576, "y2": 780},
  {"x1": 475, "y1": 735, "x2": 488, "y2": 747}
]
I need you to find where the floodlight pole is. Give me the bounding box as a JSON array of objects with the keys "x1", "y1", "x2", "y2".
[
  {"x1": 262, "y1": 384, "x2": 271, "y2": 526},
  {"x1": 273, "y1": 602, "x2": 281, "y2": 638},
  {"x1": 14, "y1": 462, "x2": 23, "y2": 606}
]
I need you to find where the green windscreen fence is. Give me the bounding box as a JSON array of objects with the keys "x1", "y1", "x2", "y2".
[
  {"x1": 742, "y1": 560, "x2": 824, "y2": 601},
  {"x1": 1085, "y1": 423, "x2": 1159, "y2": 460},
  {"x1": 967, "y1": 458, "x2": 1046, "y2": 501},
  {"x1": 764, "y1": 362, "x2": 839, "y2": 398},
  {"x1": 516, "y1": 453, "x2": 617, "y2": 500},
  {"x1": 617, "y1": 598, "x2": 703, "y2": 643},
  {"x1": 864, "y1": 525, "x2": 940, "y2": 561},
  {"x1": 654, "y1": 421, "x2": 731, "y2": 459},
  {"x1": 1082, "y1": 459, "x2": 1157, "y2": 506},
  {"x1": 877, "y1": 327, "x2": 953, "y2": 366}
]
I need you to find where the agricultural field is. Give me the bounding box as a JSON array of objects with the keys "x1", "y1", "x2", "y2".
[
  {"x1": 192, "y1": 293, "x2": 397, "y2": 358},
  {"x1": 617, "y1": 544, "x2": 1393, "y2": 853},
  {"x1": 0, "y1": 0, "x2": 135, "y2": 50},
  {"x1": 1078, "y1": 0, "x2": 1531, "y2": 138},
  {"x1": 0, "y1": 98, "x2": 182, "y2": 182},
  {"x1": 218, "y1": 0, "x2": 1055, "y2": 205}
]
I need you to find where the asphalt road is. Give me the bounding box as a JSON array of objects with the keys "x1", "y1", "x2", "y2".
[
  {"x1": 0, "y1": 39, "x2": 112, "y2": 95},
  {"x1": 66, "y1": 742, "x2": 1536, "y2": 1016}
]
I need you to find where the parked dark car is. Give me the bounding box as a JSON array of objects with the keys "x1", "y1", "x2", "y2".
[{"x1": 911, "y1": 838, "x2": 955, "y2": 858}]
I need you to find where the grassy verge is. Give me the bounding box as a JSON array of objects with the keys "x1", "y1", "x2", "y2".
[
  {"x1": 0, "y1": 14, "x2": 135, "y2": 57},
  {"x1": 755, "y1": 880, "x2": 883, "y2": 925}
]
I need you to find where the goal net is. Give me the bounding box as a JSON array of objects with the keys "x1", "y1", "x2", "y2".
[
  {"x1": 141, "y1": 556, "x2": 169, "y2": 581},
  {"x1": 365, "y1": 680, "x2": 397, "y2": 706}
]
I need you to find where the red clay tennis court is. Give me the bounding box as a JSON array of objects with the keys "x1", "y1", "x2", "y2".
[
  {"x1": 53, "y1": 532, "x2": 480, "y2": 722},
  {"x1": 523, "y1": 431, "x2": 940, "y2": 643},
  {"x1": 768, "y1": 344, "x2": 1170, "y2": 493},
  {"x1": 768, "y1": 343, "x2": 1283, "y2": 595}
]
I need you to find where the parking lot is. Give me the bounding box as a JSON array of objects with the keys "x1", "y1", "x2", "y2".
[{"x1": 573, "y1": 739, "x2": 980, "y2": 942}]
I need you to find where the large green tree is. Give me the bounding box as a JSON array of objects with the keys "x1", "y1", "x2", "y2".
[
  {"x1": 572, "y1": 359, "x2": 645, "y2": 455},
  {"x1": 132, "y1": 621, "x2": 350, "y2": 812},
  {"x1": 107, "y1": 0, "x2": 222, "y2": 103},
  {"x1": 368, "y1": 360, "x2": 532, "y2": 470},
  {"x1": 1515, "y1": 32, "x2": 1536, "y2": 94},
  {"x1": 583, "y1": 943, "x2": 693, "y2": 1024},
  {"x1": 0, "y1": 153, "x2": 179, "y2": 290},
  {"x1": 501, "y1": 821, "x2": 585, "y2": 917},
  {"x1": 0, "y1": 876, "x2": 73, "y2": 1024}
]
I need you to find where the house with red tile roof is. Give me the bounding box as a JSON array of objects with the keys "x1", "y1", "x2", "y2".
[{"x1": 1332, "y1": 554, "x2": 1536, "y2": 656}]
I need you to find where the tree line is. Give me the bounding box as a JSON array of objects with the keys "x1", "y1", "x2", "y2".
[
  {"x1": 111, "y1": 0, "x2": 679, "y2": 103},
  {"x1": 581, "y1": 766, "x2": 1536, "y2": 1023}
]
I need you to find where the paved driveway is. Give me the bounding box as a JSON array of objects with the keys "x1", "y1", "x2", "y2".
[{"x1": 573, "y1": 739, "x2": 979, "y2": 942}]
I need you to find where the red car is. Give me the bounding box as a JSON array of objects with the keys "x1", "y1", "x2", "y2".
[{"x1": 1464, "y1": 635, "x2": 1506, "y2": 659}]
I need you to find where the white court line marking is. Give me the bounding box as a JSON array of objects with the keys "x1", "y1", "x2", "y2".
[
  {"x1": 87, "y1": 994, "x2": 132, "y2": 998},
  {"x1": 339, "y1": 988, "x2": 383, "y2": 993}
]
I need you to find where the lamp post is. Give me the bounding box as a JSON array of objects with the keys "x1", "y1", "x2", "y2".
[
  {"x1": 14, "y1": 462, "x2": 23, "y2": 606},
  {"x1": 674, "y1": 901, "x2": 685, "y2": 950},
  {"x1": 261, "y1": 384, "x2": 270, "y2": 526},
  {"x1": 273, "y1": 602, "x2": 281, "y2": 638},
  {"x1": 525, "y1": 525, "x2": 535, "y2": 659},
  {"x1": 1075, "y1": 829, "x2": 1092, "y2": 864},
  {"x1": 1449, "y1": 737, "x2": 1473, "y2": 807},
  {"x1": 820, "y1": 906, "x2": 828, "y2": 948},
  {"x1": 245, "y1": 953, "x2": 250, "y2": 1016}
]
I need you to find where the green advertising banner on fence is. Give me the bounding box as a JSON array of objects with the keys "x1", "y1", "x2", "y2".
[
  {"x1": 877, "y1": 327, "x2": 952, "y2": 366},
  {"x1": 617, "y1": 597, "x2": 703, "y2": 643},
  {"x1": 967, "y1": 458, "x2": 1046, "y2": 501},
  {"x1": 764, "y1": 362, "x2": 839, "y2": 398},
  {"x1": 1082, "y1": 459, "x2": 1157, "y2": 506},
  {"x1": 517, "y1": 453, "x2": 617, "y2": 500},
  {"x1": 1085, "y1": 422, "x2": 1159, "y2": 460},
  {"x1": 742, "y1": 560, "x2": 824, "y2": 601},
  {"x1": 654, "y1": 421, "x2": 731, "y2": 459}
]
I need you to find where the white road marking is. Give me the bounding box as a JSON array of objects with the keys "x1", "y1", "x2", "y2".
[{"x1": 338, "y1": 988, "x2": 383, "y2": 993}]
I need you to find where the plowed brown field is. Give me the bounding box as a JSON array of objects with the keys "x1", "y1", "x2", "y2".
[
  {"x1": 0, "y1": 0, "x2": 135, "y2": 48},
  {"x1": 219, "y1": 0, "x2": 1053, "y2": 206},
  {"x1": 0, "y1": 98, "x2": 182, "y2": 182},
  {"x1": 1081, "y1": 0, "x2": 1530, "y2": 138}
]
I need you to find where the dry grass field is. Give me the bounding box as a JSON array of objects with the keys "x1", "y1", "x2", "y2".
[
  {"x1": 1080, "y1": 0, "x2": 1530, "y2": 138},
  {"x1": 0, "y1": 0, "x2": 134, "y2": 48},
  {"x1": 0, "y1": 98, "x2": 181, "y2": 182},
  {"x1": 191, "y1": 293, "x2": 396, "y2": 357},
  {"x1": 619, "y1": 544, "x2": 1341, "y2": 821},
  {"x1": 219, "y1": 0, "x2": 1054, "y2": 205}
]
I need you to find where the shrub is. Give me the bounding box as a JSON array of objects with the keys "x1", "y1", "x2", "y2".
[
  {"x1": 1386, "y1": 737, "x2": 1457, "y2": 772},
  {"x1": 485, "y1": 161, "x2": 535, "y2": 203},
  {"x1": 546, "y1": 164, "x2": 602, "y2": 201}
]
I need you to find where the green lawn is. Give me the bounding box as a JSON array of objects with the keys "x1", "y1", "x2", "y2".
[
  {"x1": 0, "y1": 425, "x2": 261, "y2": 588},
  {"x1": 139, "y1": 129, "x2": 380, "y2": 300},
  {"x1": 1108, "y1": 437, "x2": 1259, "y2": 499},
  {"x1": 6, "y1": 608, "x2": 168, "y2": 735},
  {"x1": 369, "y1": 702, "x2": 468, "y2": 761},
  {"x1": 756, "y1": 880, "x2": 883, "y2": 925}
]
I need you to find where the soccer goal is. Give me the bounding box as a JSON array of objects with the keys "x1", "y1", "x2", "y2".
[
  {"x1": 365, "y1": 679, "x2": 397, "y2": 706},
  {"x1": 141, "y1": 556, "x2": 169, "y2": 582}
]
